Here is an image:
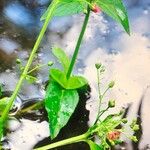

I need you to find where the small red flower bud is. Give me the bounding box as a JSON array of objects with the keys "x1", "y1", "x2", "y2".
[
  {"x1": 92, "y1": 5, "x2": 101, "y2": 13},
  {"x1": 107, "y1": 131, "x2": 121, "y2": 141}
]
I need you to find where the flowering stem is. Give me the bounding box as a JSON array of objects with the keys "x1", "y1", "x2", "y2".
[
  {"x1": 1, "y1": 0, "x2": 58, "y2": 125},
  {"x1": 94, "y1": 68, "x2": 102, "y2": 124},
  {"x1": 34, "y1": 132, "x2": 90, "y2": 150},
  {"x1": 66, "y1": 7, "x2": 91, "y2": 79},
  {"x1": 94, "y1": 71, "x2": 110, "y2": 124}
]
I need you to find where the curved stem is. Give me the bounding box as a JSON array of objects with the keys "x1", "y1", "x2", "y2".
[
  {"x1": 66, "y1": 7, "x2": 91, "y2": 79},
  {"x1": 34, "y1": 132, "x2": 89, "y2": 150},
  {"x1": 1, "y1": 0, "x2": 58, "y2": 122}
]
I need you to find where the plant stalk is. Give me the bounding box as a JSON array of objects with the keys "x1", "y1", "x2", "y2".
[
  {"x1": 66, "y1": 7, "x2": 91, "y2": 79},
  {"x1": 94, "y1": 68, "x2": 102, "y2": 124},
  {"x1": 34, "y1": 132, "x2": 89, "y2": 150},
  {"x1": 1, "y1": 0, "x2": 58, "y2": 122},
  {"x1": 27, "y1": 64, "x2": 47, "y2": 74}
]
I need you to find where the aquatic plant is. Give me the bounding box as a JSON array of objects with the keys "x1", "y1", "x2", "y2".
[
  {"x1": 0, "y1": 0, "x2": 139, "y2": 149},
  {"x1": 34, "y1": 64, "x2": 139, "y2": 150}
]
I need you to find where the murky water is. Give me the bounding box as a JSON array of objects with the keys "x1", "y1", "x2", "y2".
[{"x1": 0, "y1": 0, "x2": 150, "y2": 149}]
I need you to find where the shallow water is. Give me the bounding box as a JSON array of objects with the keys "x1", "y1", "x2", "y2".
[{"x1": 0, "y1": 0, "x2": 150, "y2": 149}]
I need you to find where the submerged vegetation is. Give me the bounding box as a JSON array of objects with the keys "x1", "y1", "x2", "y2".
[{"x1": 0, "y1": 0, "x2": 139, "y2": 149}]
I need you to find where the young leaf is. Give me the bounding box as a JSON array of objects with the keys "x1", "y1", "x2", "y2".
[
  {"x1": 41, "y1": 0, "x2": 87, "y2": 20},
  {"x1": 87, "y1": 140, "x2": 103, "y2": 150},
  {"x1": 45, "y1": 80, "x2": 79, "y2": 139},
  {"x1": 96, "y1": 0, "x2": 130, "y2": 34},
  {"x1": 52, "y1": 47, "x2": 70, "y2": 73},
  {"x1": 50, "y1": 69, "x2": 88, "y2": 89}
]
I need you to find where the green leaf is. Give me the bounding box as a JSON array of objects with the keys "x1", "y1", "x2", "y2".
[
  {"x1": 45, "y1": 80, "x2": 79, "y2": 139},
  {"x1": 50, "y1": 69, "x2": 88, "y2": 89},
  {"x1": 96, "y1": 0, "x2": 130, "y2": 34},
  {"x1": 41, "y1": 0, "x2": 87, "y2": 20},
  {"x1": 0, "y1": 97, "x2": 8, "y2": 115},
  {"x1": 52, "y1": 47, "x2": 70, "y2": 73},
  {"x1": 87, "y1": 140, "x2": 103, "y2": 150}
]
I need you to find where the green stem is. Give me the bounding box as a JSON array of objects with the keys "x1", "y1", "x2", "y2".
[
  {"x1": 94, "y1": 85, "x2": 110, "y2": 124},
  {"x1": 94, "y1": 68, "x2": 102, "y2": 124},
  {"x1": 34, "y1": 132, "x2": 89, "y2": 150},
  {"x1": 27, "y1": 64, "x2": 47, "y2": 74},
  {"x1": 97, "y1": 106, "x2": 109, "y2": 119},
  {"x1": 101, "y1": 87, "x2": 110, "y2": 99},
  {"x1": 66, "y1": 7, "x2": 91, "y2": 79},
  {"x1": 1, "y1": 0, "x2": 58, "y2": 122}
]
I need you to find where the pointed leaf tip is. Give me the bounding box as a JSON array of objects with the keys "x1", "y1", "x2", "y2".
[
  {"x1": 45, "y1": 80, "x2": 79, "y2": 139},
  {"x1": 96, "y1": 0, "x2": 130, "y2": 34}
]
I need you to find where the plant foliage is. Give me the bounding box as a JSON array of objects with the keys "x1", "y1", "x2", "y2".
[
  {"x1": 43, "y1": 0, "x2": 130, "y2": 140},
  {"x1": 52, "y1": 47, "x2": 70, "y2": 73},
  {"x1": 0, "y1": 0, "x2": 132, "y2": 149},
  {"x1": 50, "y1": 69, "x2": 88, "y2": 89},
  {"x1": 41, "y1": 0, "x2": 87, "y2": 20},
  {"x1": 41, "y1": 0, "x2": 129, "y2": 33},
  {"x1": 45, "y1": 80, "x2": 79, "y2": 139},
  {"x1": 45, "y1": 47, "x2": 88, "y2": 139},
  {"x1": 96, "y1": 0, "x2": 130, "y2": 34}
]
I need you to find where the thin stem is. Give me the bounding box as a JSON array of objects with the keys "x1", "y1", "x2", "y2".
[
  {"x1": 97, "y1": 106, "x2": 109, "y2": 118},
  {"x1": 94, "y1": 83, "x2": 110, "y2": 125},
  {"x1": 27, "y1": 64, "x2": 47, "y2": 74},
  {"x1": 97, "y1": 69, "x2": 101, "y2": 101},
  {"x1": 1, "y1": 0, "x2": 59, "y2": 122},
  {"x1": 101, "y1": 87, "x2": 110, "y2": 99},
  {"x1": 95, "y1": 69, "x2": 102, "y2": 121},
  {"x1": 66, "y1": 7, "x2": 91, "y2": 79},
  {"x1": 94, "y1": 68, "x2": 103, "y2": 125},
  {"x1": 34, "y1": 132, "x2": 89, "y2": 150}
]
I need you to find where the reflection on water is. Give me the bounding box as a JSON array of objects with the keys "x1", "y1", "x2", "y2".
[
  {"x1": 4, "y1": 2, "x2": 35, "y2": 28},
  {"x1": 0, "y1": 0, "x2": 150, "y2": 149}
]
